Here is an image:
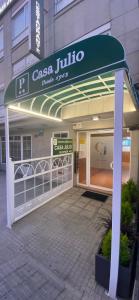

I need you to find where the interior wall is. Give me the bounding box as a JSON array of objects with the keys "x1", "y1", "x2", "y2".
[
  {"x1": 31, "y1": 125, "x2": 75, "y2": 158},
  {"x1": 62, "y1": 93, "x2": 135, "y2": 120},
  {"x1": 0, "y1": 123, "x2": 75, "y2": 162}
]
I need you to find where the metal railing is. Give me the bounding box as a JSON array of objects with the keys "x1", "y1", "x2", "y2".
[{"x1": 7, "y1": 153, "x2": 73, "y2": 225}]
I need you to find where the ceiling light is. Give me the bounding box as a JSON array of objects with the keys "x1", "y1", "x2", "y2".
[
  {"x1": 8, "y1": 105, "x2": 62, "y2": 122},
  {"x1": 92, "y1": 116, "x2": 99, "y2": 121}
]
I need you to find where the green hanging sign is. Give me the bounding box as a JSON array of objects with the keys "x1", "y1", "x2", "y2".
[
  {"x1": 52, "y1": 138, "x2": 73, "y2": 156},
  {"x1": 4, "y1": 35, "x2": 127, "y2": 105}
]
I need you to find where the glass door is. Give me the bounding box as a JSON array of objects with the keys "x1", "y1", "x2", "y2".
[
  {"x1": 90, "y1": 133, "x2": 113, "y2": 190},
  {"x1": 77, "y1": 130, "x2": 131, "y2": 191},
  {"x1": 78, "y1": 132, "x2": 87, "y2": 185}
]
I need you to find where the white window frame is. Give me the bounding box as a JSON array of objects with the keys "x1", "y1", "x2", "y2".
[
  {"x1": 0, "y1": 88, "x2": 4, "y2": 106},
  {"x1": 52, "y1": 131, "x2": 69, "y2": 138},
  {"x1": 0, "y1": 134, "x2": 32, "y2": 163},
  {"x1": 12, "y1": 1, "x2": 29, "y2": 47},
  {"x1": 55, "y1": 0, "x2": 75, "y2": 14},
  {"x1": 22, "y1": 135, "x2": 32, "y2": 161},
  {"x1": 0, "y1": 25, "x2": 4, "y2": 58}
]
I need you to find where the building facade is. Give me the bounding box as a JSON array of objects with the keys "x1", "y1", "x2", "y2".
[{"x1": 0, "y1": 0, "x2": 139, "y2": 190}]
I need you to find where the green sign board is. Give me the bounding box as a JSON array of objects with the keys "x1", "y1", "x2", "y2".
[
  {"x1": 5, "y1": 35, "x2": 127, "y2": 105},
  {"x1": 52, "y1": 138, "x2": 73, "y2": 156}
]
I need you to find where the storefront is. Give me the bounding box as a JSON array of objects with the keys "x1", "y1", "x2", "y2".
[{"x1": 4, "y1": 35, "x2": 139, "y2": 299}]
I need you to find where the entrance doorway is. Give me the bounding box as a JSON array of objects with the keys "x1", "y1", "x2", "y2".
[
  {"x1": 77, "y1": 130, "x2": 131, "y2": 192},
  {"x1": 90, "y1": 133, "x2": 113, "y2": 190}
]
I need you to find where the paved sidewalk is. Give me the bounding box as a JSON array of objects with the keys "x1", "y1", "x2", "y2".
[
  {"x1": 0, "y1": 171, "x2": 7, "y2": 227},
  {"x1": 0, "y1": 172, "x2": 116, "y2": 299}
]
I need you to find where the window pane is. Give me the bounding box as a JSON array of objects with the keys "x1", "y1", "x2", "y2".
[
  {"x1": 10, "y1": 140, "x2": 21, "y2": 161},
  {"x1": 25, "y1": 3, "x2": 29, "y2": 27},
  {"x1": 14, "y1": 136, "x2": 21, "y2": 141},
  {"x1": 2, "y1": 141, "x2": 6, "y2": 163},
  {"x1": 0, "y1": 27, "x2": 3, "y2": 51},
  {"x1": 12, "y1": 4, "x2": 29, "y2": 39},
  {"x1": 54, "y1": 133, "x2": 61, "y2": 138},
  {"x1": 0, "y1": 90, "x2": 4, "y2": 105},
  {"x1": 1, "y1": 136, "x2": 22, "y2": 162},
  {"x1": 13, "y1": 8, "x2": 25, "y2": 38},
  {"x1": 53, "y1": 132, "x2": 69, "y2": 138},
  {"x1": 55, "y1": 0, "x2": 74, "y2": 13},
  {"x1": 23, "y1": 136, "x2": 31, "y2": 160},
  {"x1": 61, "y1": 132, "x2": 68, "y2": 138}
]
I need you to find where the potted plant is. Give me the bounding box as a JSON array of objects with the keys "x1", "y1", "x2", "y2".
[
  {"x1": 95, "y1": 230, "x2": 137, "y2": 298},
  {"x1": 122, "y1": 179, "x2": 139, "y2": 211},
  {"x1": 122, "y1": 179, "x2": 139, "y2": 233},
  {"x1": 95, "y1": 180, "x2": 138, "y2": 298}
]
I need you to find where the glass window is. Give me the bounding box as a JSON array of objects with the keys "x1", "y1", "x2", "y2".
[
  {"x1": 0, "y1": 26, "x2": 3, "y2": 51},
  {"x1": 23, "y1": 136, "x2": 31, "y2": 160},
  {"x1": 1, "y1": 139, "x2": 6, "y2": 163},
  {"x1": 0, "y1": 89, "x2": 4, "y2": 105},
  {"x1": 1, "y1": 135, "x2": 32, "y2": 163},
  {"x1": 12, "y1": 3, "x2": 29, "y2": 40},
  {"x1": 61, "y1": 132, "x2": 69, "y2": 138},
  {"x1": 53, "y1": 131, "x2": 69, "y2": 138},
  {"x1": 10, "y1": 136, "x2": 21, "y2": 161},
  {"x1": 55, "y1": 0, "x2": 75, "y2": 13},
  {"x1": 0, "y1": 26, "x2": 4, "y2": 57}
]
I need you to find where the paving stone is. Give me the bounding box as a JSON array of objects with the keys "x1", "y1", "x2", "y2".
[
  {"x1": 59, "y1": 202, "x2": 71, "y2": 209},
  {"x1": 0, "y1": 172, "x2": 135, "y2": 300},
  {"x1": 80, "y1": 209, "x2": 95, "y2": 219},
  {"x1": 68, "y1": 206, "x2": 82, "y2": 213}
]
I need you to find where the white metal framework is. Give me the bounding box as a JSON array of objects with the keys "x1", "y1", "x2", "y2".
[
  {"x1": 6, "y1": 153, "x2": 73, "y2": 224},
  {"x1": 109, "y1": 70, "x2": 124, "y2": 298},
  {"x1": 9, "y1": 73, "x2": 128, "y2": 120}
]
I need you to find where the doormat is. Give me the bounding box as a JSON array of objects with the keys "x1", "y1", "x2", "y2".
[{"x1": 82, "y1": 191, "x2": 108, "y2": 202}]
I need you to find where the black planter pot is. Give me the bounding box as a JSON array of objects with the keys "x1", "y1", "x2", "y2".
[
  {"x1": 136, "y1": 202, "x2": 139, "y2": 234},
  {"x1": 95, "y1": 241, "x2": 137, "y2": 299}
]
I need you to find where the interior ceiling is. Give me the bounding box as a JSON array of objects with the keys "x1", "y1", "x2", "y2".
[
  {"x1": 1, "y1": 110, "x2": 139, "y2": 132},
  {"x1": 10, "y1": 72, "x2": 123, "y2": 119},
  {"x1": 69, "y1": 112, "x2": 114, "y2": 123}
]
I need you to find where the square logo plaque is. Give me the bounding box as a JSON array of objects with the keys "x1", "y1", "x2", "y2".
[{"x1": 16, "y1": 73, "x2": 29, "y2": 98}]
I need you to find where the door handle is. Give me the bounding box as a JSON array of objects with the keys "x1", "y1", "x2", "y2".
[{"x1": 110, "y1": 161, "x2": 113, "y2": 170}]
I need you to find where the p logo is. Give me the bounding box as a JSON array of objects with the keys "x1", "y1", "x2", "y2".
[{"x1": 16, "y1": 73, "x2": 29, "y2": 98}]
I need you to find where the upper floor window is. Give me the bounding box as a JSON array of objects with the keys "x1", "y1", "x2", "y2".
[
  {"x1": 12, "y1": 3, "x2": 29, "y2": 47},
  {"x1": 0, "y1": 89, "x2": 4, "y2": 105},
  {"x1": 55, "y1": 0, "x2": 75, "y2": 14},
  {"x1": 0, "y1": 25, "x2": 4, "y2": 58}
]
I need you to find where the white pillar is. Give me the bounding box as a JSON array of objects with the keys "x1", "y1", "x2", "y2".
[
  {"x1": 108, "y1": 70, "x2": 124, "y2": 299},
  {"x1": 5, "y1": 107, "x2": 12, "y2": 228}
]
